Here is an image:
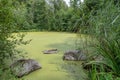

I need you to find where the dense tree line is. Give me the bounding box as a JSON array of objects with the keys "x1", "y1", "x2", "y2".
[
  {"x1": 4, "y1": 0, "x2": 119, "y2": 33},
  {"x1": 15, "y1": 0, "x2": 84, "y2": 32}
]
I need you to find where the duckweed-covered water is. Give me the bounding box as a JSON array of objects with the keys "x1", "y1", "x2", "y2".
[{"x1": 18, "y1": 32, "x2": 87, "y2": 80}]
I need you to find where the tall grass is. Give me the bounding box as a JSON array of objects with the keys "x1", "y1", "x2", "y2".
[{"x1": 77, "y1": 0, "x2": 120, "y2": 80}]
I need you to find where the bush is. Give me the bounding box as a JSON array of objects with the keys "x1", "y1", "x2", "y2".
[{"x1": 0, "y1": 0, "x2": 30, "y2": 79}]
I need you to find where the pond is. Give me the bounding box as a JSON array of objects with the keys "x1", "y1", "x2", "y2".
[{"x1": 18, "y1": 32, "x2": 87, "y2": 80}]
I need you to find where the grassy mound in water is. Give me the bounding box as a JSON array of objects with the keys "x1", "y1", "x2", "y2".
[{"x1": 18, "y1": 32, "x2": 87, "y2": 80}]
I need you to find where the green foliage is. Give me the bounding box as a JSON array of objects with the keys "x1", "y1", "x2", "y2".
[
  {"x1": 0, "y1": 0, "x2": 16, "y2": 64},
  {"x1": 13, "y1": 0, "x2": 83, "y2": 32},
  {"x1": 33, "y1": 0, "x2": 48, "y2": 30},
  {"x1": 0, "y1": 0, "x2": 29, "y2": 79},
  {"x1": 77, "y1": 0, "x2": 120, "y2": 80},
  {"x1": 96, "y1": 38, "x2": 120, "y2": 75}
]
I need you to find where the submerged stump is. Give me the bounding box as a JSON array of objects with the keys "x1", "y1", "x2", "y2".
[{"x1": 43, "y1": 49, "x2": 58, "y2": 54}]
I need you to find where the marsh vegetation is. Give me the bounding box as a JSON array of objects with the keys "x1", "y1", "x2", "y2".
[{"x1": 0, "y1": 0, "x2": 120, "y2": 80}]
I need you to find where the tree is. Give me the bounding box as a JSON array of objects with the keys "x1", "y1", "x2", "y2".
[
  {"x1": 0, "y1": 0, "x2": 29, "y2": 79},
  {"x1": 33, "y1": 0, "x2": 49, "y2": 30}
]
